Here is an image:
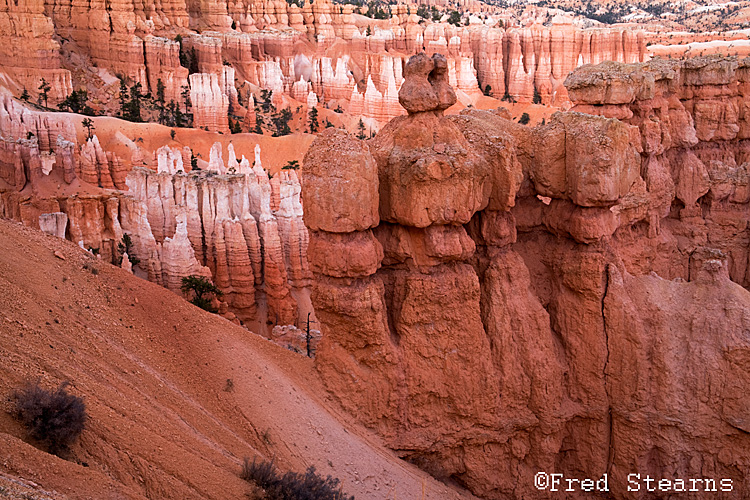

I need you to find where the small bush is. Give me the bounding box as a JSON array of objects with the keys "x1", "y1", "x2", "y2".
[
  {"x1": 12, "y1": 381, "x2": 87, "y2": 456},
  {"x1": 243, "y1": 458, "x2": 278, "y2": 488},
  {"x1": 241, "y1": 458, "x2": 354, "y2": 500}
]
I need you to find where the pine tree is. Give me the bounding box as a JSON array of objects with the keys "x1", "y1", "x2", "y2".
[
  {"x1": 119, "y1": 80, "x2": 129, "y2": 117},
  {"x1": 533, "y1": 86, "x2": 542, "y2": 105},
  {"x1": 260, "y1": 90, "x2": 274, "y2": 114},
  {"x1": 38, "y1": 78, "x2": 51, "y2": 108},
  {"x1": 125, "y1": 83, "x2": 144, "y2": 122},
  {"x1": 181, "y1": 85, "x2": 192, "y2": 126},
  {"x1": 20, "y1": 88, "x2": 30, "y2": 102},
  {"x1": 81, "y1": 118, "x2": 95, "y2": 139},
  {"x1": 181, "y1": 275, "x2": 223, "y2": 312},
  {"x1": 116, "y1": 234, "x2": 140, "y2": 267},
  {"x1": 58, "y1": 90, "x2": 90, "y2": 114},
  {"x1": 155, "y1": 79, "x2": 167, "y2": 124},
  {"x1": 253, "y1": 114, "x2": 264, "y2": 134},
  {"x1": 308, "y1": 107, "x2": 319, "y2": 133},
  {"x1": 356, "y1": 118, "x2": 366, "y2": 140},
  {"x1": 272, "y1": 107, "x2": 292, "y2": 136}
]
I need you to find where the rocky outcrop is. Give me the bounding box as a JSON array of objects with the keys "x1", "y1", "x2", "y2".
[
  {"x1": 79, "y1": 135, "x2": 128, "y2": 190},
  {"x1": 122, "y1": 143, "x2": 311, "y2": 327},
  {"x1": 303, "y1": 54, "x2": 750, "y2": 499},
  {"x1": 565, "y1": 56, "x2": 750, "y2": 286},
  {"x1": 189, "y1": 73, "x2": 229, "y2": 133},
  {"x1": 0, "y1": 100, "x2": 311, "y2": 331},
  {"x1": 144, "y1": 36, "x2": 190, "y2": 105},
  {"x1": 0, "y1": 0, "x2": 72, "y2": 102},
  {"x1": 38, "y1": 211, "x2": 68, "y2": 238}
]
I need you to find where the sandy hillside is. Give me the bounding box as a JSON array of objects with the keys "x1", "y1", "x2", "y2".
[{"x1": 0, "y1": 219, "x2": 475, "y2": 500}]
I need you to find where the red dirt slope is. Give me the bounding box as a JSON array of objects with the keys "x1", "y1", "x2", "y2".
[{"x1": 0, "y1": 219, "x2": 475, "y2": 500}]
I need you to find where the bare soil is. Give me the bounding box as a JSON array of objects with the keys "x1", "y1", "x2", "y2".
[{"x1": 0, "y1": 218, "x2": 475, "y2": 500}]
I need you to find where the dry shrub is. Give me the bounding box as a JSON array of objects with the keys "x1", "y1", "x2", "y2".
[
  {"x1": 12, "y1": 381, "x2": 87, "y2": 456},
  {"x1": 241, "y1": 458, "x2": 354, "y2": 500}
]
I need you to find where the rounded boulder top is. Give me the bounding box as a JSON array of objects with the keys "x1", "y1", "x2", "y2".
[{"x1": 398, "y1": 53, "x2": 457, "y2": 115}]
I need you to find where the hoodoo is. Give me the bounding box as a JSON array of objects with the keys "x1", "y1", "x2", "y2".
[{"x1": 303, "y1": 53, "x2": 750, "y2": 499}]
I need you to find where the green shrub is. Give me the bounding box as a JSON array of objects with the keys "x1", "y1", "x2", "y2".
[{"x1": 181, "y1": 275, "x2": 223, "y2": 312}]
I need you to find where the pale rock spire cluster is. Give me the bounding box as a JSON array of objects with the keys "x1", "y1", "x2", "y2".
[
  {"x1": 125, "y1": 141, "x2": 311, "y2": 326},
  {"x1": 0, "y1": 0, "x2": 647, "y2": 132},
  {"x1": 0, "y1": 91, "x2": 311, "y2": 329}
]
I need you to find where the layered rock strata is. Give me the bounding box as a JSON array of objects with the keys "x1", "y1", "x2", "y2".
[
  {"x1": 2, "y1": 0, "x2": 647, "y2": 126},
  {"x1": 0, "y1": 93, "x2": 311, "y2": 330},
  {"x1": 0, "y1": 0, "x2": 72, "y2": 101},
  {"x1": 303, "y1": 54, "x2": 750, "y2": 499}
]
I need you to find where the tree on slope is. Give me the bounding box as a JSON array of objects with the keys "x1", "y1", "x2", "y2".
[{"x1": 181, "y1": 275, "x2": 223, "y2": 313}]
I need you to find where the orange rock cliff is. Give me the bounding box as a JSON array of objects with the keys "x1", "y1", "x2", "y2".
[
  {"x1": 0, "y1": 0, "x2": 649, "y2": 132},
  {"x1": 302, "y1": 53, "x2": 750, "y2": 498}
]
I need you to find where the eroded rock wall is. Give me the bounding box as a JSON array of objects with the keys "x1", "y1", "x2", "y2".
[
  {"x1": 0, "y1": 0, "x2": 72, "y2": 101},
  {"x1": 303, "y1": 54, "x2": 750, "y2": 499},
  {"x1": 3, "y1": 0, "x2": 646, "y2": 127},
  {"x1": 565, "y1": 56, "x2": 750, "y2": 287},
  {"x1": 0, "y1": 94, "x2": 310, "y2": 330}
]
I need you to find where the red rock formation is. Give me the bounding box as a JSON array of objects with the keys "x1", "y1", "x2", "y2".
[
  {"x1": 144, "y1": 36, "x2": 190, "y2": 105},
  {"x1": 303, "y1": 126, "x2": 401, "y2": 427},
  {"x1": 309, "y1": 54, "x2": 504, "y2": 486},
  {"x1": 79, "y1": 135, "x2": 128, "y2": 189},
  {"x1": 0, "y1": 100, "x2": 309, "y2": 331},
  {"x1": 159, "y1": 210, "x2": 211, "y2": 292},
  {"x1": 126, "y1": 143, "x2": 307, "y2": 328},
  {"x1": 1, "y1": 0, "x2": 657, "y2": 130},
  {"x1": 565, "y1": 56, "x2": 750, "y2": 286},
  {"x1": 303, "y1": 54, "x2": 750, "y2": 499},
  {"x1": 38, "y1": 211, "x2": 68, "y2": 238},
  {"x1": 0, "y1": 0, "x2": 72, "y2": 102}
]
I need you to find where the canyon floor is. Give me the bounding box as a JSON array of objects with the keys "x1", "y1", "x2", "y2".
[{"x1": 0, "y1": 218, "x2": 476, "y2": 500}]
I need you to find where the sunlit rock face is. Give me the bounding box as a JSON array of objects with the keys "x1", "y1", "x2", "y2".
[{"x1": 0, "y1": 0, "x2": 648, "y2": 129}]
